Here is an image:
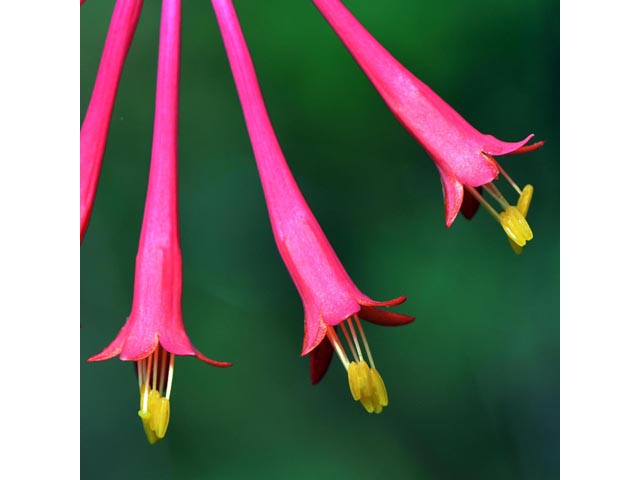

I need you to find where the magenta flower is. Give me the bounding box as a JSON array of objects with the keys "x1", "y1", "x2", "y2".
[
  {"x1": 313, "y1": 0, "x2": 543, "y2": 252},
  {"x1": 80, "y1": 0, "x2": 143, "y2": 242},
  {"x1": 211, "y1": 0, "x2": 413, "y2": 414},
  {"x1": 88, "y1": 0, "x2": 230, "y2": 444}
]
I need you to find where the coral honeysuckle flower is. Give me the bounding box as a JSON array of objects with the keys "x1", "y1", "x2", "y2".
[
  {"x1": 312, "y1": 0, "x2": 544, "y2": 253},
  {"x1": 81, "y1": 0, "x2": 143, "y2": 242},
  {"x1": 210, "y1": 0, "x2": 413, "y2": 414},
  {"x1": 88, "y1": 0, "x2": 230, "y2": 444}
]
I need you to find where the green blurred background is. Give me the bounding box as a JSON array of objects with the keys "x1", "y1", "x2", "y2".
[{"x1": 81, "y1": 0, "x2": 559, "y2": 478}]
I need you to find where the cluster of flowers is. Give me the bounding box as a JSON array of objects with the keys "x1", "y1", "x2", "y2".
[{"x1": 81, "y1": 0, "x2": 543, "y2": 444}]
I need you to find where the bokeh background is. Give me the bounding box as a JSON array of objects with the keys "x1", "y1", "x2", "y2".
[{"x1": 80, "y1": 0, "x2": 559, "y2": 478}]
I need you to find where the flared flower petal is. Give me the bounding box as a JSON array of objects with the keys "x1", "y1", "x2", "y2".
[{"x1": 310, "y1": 337, "x2": 334, "y2": 385}]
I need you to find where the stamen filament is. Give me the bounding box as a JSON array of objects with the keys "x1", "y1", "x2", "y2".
[
  {"x1": 484, "y1": 152, "x2": 523, "y2": 195},
  {"x1": 496, "y1": 163, "x2": 522, "y2": 195},
  {"x1": 142, "y1": 355, "x2": 152, "y2": 412},
  {"x1": 165, "y1": 354, "x2": 175, "y2": 399},
  {"x1": 326, "y1": 326, "x2": 350, "y2": 371},
  {"x1": 152, "y1": 347, "x2": 158, "y2": 391},
  {"x1": 137, "y1": 358, "x2": 143, "y2": 390},
  {"x1": 507, "y1": 141, "x2": 545, "y2": 155},
  {"x1": 159, "y1": 347, "x2": 168, "y2": 395},
  {"x1": 339, "y1": 323, "x2": 358, "y2": 360},
  {"x1": 355, "y1": 315, "x2": 375, "y2": 369},
  {"x1": 347, "y1": 317, "x2": 364, "y2": 361},
  {"x1": 483, "y1": 183, "x2": 510, "y2": 210}
]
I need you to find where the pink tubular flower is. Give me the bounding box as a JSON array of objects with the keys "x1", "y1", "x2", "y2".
[
  {"x1": 80, "y1": 0, "x2": 143, "y2": 242},
  {"x1": 88, "y1": 0, "x2": 230, "y2": 444},
  {"x1": 210, "y1": 0, "x2": 413, "y2": 414},
  {"x1": 313, "y1": 0, "x2": 544, "y2": 253}
]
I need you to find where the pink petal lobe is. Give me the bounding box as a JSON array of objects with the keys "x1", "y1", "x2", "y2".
[
  {"x1": 310, "y1": 337, "x2": 334, "y2": 384},
  {"x1": 481, "y1": 133, "x2": 535, "y2": 157},
  {"x1": 356, "y1": 295, "x2": 407, "y2": 308},
  {"x1": 508, "y1": 140, "x2": 545, "y2": 155},
  {"x1": 436, "y1": 163, "x2": 464, "y2": 227},
  {"x1": 87, "y1": 319, "x2": 134, "y2": 362},
  {"x1": 88, "y1": 315, "x2": 159, "y2": 363},
  {"x1": 460, "y1": 186, "x2": 482, "y2": 220},
  {"x1": 194, "y1": 350, "x2": 233, "y2": 368},
  {"x1": 301, "y1": 309, "x2": 328, "y2": 356},
  {"x1": 119, "y1": 331, "x2": 159, "y2": 361},
  {"x1": 157, "y1": 311, "x2": 232, "y2": 366},
  {"x1": 359, "y1": 305, "x2": 415, "y2": 326}
]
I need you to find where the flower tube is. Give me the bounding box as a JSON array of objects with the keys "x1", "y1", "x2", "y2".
[
  {"x1": 313, "y1": 0, "x2": 543, "y2": 252},
  {"x1": 80, "y1": 0, "x2": 144, "y2": 241},
  {"x1": 210, "y1": 0, "x2": 413, "y2": 413},
  {"x1": 89, "y1": 0, "x2": 230, "y2": 444}
]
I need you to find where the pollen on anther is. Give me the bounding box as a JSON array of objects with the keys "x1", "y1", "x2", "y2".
[{"x1": 499, "y1": 206, "x2": 533, "y2": 247}]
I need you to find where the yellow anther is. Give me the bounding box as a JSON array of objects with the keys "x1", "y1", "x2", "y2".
[
  {"x1": 509, "y1": 239, "x2": 523, "y2": 255},
  {"x1": 148, "y1": 390, "x2": 161, "y2": 432},
  {"x1": 139, "y1": 386, "x2": 146, "y2": 411},
  {"x1": 154, "y1": 398, "x2": 171, "y2": 438},
  {"x1": 466, "y1": 174, "x2": 537, "y2": 253},
  {"x1": 369, "y1": 368, "x2": 388, "y2": 412},
  {"x1": 516, "y1": 184, "x2": 534, "y2": 217},
  {"x1": 348, "y1": 361, "x2": 368, "y2": 401},
  {"x1": 138, "y1": 410, "x2": 159, "y2": 445},
  {"x1": 149, "y1": 389, "x2": 161, "y2": 415},
  {"x1": 508, "y1": 184, "x2": 534, "y2": 254},
  {"x1": 347, "y1": 360, "x2": 388, "y2": 414},
  {"x1": 499, "y1": 206, "x2": 533, "y2": 247},
  {"x1": 138, "y1": 388, "x2": 170, "y2": 445}
]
